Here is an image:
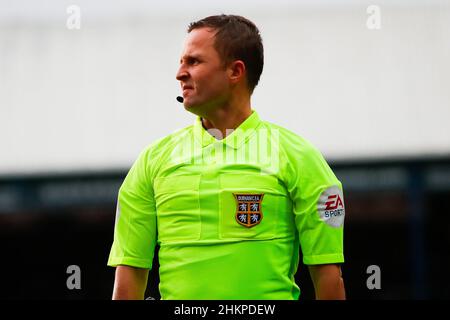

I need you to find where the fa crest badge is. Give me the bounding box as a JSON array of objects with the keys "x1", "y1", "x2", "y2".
[{"x1": 233, "y1": 193, "x2": 264, "y2": 228}]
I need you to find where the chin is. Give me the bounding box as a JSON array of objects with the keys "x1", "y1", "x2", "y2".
[
  {"x1": 183, "y1": 100, "x2": 193, "y2": 109},
  {"x1": 183, "y1": 101, "x2": 198, "y2": 111},
  {"x1": 183, "y1": 97, "x2": 215, "y2": 115}
]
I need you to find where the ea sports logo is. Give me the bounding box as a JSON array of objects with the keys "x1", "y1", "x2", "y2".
[
  {"x1": 325, "y1": 194, "x2": 344, "y2": 211},
  {"x1": 317, "y1": 186, "x2": 345, "y2": 228}
]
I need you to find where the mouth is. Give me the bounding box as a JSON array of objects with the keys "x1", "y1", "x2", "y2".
[{"x1": 182, "y1": 85, "x2": 193, "y2": 96}]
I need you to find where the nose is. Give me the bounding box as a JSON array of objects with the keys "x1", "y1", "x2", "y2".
[{"x1": 176, "y1": 64, "x2": 189, "y2": 81}]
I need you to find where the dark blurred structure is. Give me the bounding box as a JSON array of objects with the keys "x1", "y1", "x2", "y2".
[{"x1": 0, "y1": 156, "x2": 449, "y2": 300}]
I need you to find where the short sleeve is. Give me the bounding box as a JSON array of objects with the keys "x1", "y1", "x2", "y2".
[
  {"x1": 287, "y1": 142, "x2": 345, "y2": 265},
  {"x1": 107, "y1": 146, "x2": 157, "y2": 269}
]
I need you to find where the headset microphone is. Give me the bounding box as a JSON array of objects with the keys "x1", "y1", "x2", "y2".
[{"x1": 176, "y1": 96, "x2": 184, "y2": 103}]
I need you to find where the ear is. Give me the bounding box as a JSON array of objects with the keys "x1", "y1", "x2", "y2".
[{"x1": 227, "y1": 60, "x2": 246, "y2": 85}]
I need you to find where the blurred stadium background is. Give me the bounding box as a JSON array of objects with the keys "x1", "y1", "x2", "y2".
[{"x1": 1, "y1": 0, "x2": 449, "y2": 299}]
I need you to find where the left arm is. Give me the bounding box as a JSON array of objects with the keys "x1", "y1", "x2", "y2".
[{"x1": 308, "y1": 264, "x2": 346, "y2": 300}]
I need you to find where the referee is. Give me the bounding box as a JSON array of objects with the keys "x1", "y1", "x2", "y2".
[{"x1": 108, "y1": 14, "x2": 346, "y2": 300}]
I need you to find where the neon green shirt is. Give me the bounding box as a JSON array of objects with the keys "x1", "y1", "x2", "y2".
[{"x1": 108, "y1": 110, "x2": 345, "y2": 300}]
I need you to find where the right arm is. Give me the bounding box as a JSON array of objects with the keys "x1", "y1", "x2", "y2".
[
  {"x1": 112, "y1": 265, "x2": 150, "y2": 300},
  {"x1": 107, "y1": 146, "x2": 157, "y2": 300}
]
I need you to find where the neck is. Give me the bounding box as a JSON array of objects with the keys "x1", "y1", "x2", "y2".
[{"x1": 201, "y1": 98, "x2": 252, "y2": 140}]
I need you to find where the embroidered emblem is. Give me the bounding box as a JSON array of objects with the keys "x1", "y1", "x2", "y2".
[{"x1": 233, "y1": 193, "x2": 264, "y2": 228}]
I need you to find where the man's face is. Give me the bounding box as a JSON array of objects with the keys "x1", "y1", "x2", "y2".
[{"x1": 176, "y1": 28, "x2": 230, "y2": 114}]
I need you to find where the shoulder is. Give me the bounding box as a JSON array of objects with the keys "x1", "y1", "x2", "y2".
[
  {"x1": 129, "y1": 124, "x2": 195, "y2": 178},
  {"x1": 140, "y1": 124, "x2": 195, "y2": 159},
  {"x1": 260, "y1": 120, "x2": 339, "y2": 187},
  {"x1": 260, "y1": 120, "x2": 322, "y2": 159}
]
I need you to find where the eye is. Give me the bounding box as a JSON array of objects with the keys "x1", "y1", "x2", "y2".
[{"x1": 188, "y1": 58, "x2": 200, "y2": 65}]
